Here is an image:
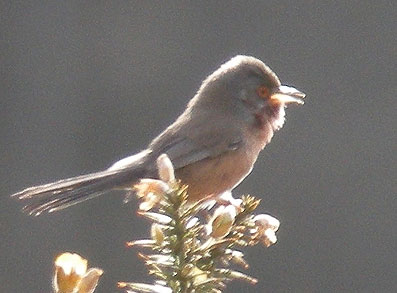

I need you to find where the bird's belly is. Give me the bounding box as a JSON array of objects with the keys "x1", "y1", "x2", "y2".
[{"x1": 175, "y1": 147, "x2": 258, "y2": 202}]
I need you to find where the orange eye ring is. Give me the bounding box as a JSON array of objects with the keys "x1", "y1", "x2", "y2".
[{"x1": 257, "y1": 86, "x2": 269, "y2": 98}]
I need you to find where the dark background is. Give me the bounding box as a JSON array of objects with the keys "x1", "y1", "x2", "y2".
[{"x1": 1, "y1": 1, "x2": 396, "y2": 292}]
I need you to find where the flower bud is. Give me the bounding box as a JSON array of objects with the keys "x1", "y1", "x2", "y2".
[
  {"x1": 208, "y1": 205, "x2": 237, "y2": 238},
  {"x1": 227, "y1": 249, "x2": 248, "y2": 269},
  {"x1": 151, "y1": 223, "x2": 165, "y2": 245},
  {"x1": 157, "y1": 154, "x2": 175, "y2": 183}
]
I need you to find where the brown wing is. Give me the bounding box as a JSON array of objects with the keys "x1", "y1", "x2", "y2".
[{"x1": 148, "y1": 110, "x2": 243, "y2": 171}]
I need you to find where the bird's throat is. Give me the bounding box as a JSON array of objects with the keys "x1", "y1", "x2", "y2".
[{"x1": 255, "y1": 104, "x2": 286, "y2": 132}]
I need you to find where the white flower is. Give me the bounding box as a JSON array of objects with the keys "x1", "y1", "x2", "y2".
[{"x1": 253, "y1": 214, "x2": 280, "y2": 247}]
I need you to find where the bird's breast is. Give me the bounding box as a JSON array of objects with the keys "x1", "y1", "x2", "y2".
[{"x1": 175, "y1": 126, "x2": 270, "y2": 202}]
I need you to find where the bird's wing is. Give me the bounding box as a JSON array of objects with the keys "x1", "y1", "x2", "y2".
[{"x1": 149, "y1": 115, "x2": 243, "y2": 170}]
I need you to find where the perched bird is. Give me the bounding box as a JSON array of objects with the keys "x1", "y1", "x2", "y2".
[{"x1": 11, "y1": 55, "x2": 305, "y2": 216}]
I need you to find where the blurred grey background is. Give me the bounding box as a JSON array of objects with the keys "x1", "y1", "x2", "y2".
[{"x1": 1, "y1": 1, "x2": 396, "y2": 292}]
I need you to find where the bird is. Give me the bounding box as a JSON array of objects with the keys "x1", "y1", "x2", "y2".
[{"x1": 11, "y1": 55, "x2": 305, "y2": 216}]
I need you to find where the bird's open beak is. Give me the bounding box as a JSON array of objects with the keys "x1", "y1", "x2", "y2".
[{"x1": 271, "y1": 85, "x2": 305, "y2": 105}]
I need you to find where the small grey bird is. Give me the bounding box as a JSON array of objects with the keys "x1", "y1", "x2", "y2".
[{"x1": 12, "y1": 55, "x2": 305, "y2": 215}]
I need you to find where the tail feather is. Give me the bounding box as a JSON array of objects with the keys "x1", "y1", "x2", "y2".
[
  {"x1": 12, "y1": 170, "x2": 119, "y2": 200},
  {"x1": 12, "y1": 167, "x2": 146, "y2": 216}
]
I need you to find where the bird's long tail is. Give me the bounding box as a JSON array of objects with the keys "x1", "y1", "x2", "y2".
[{"x1": 11, "y1": 167, "x2": 146, "y2": 216}]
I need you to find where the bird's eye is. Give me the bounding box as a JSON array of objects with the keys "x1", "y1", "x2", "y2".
[{"x1": 256, "y1": 86, "x2": 269, "y2": 98}]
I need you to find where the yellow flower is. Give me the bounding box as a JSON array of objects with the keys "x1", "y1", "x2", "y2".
[{"x1": 53, "y1": 252, "x2": 103, "y2": 293}]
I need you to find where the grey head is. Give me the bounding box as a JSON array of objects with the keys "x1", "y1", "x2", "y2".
[{"x1": 187, "y1": 55, "x2": 305, "y2": 130}]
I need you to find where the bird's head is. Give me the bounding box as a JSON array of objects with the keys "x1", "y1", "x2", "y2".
[{"x1": 192, "y1": 55, "x2": 305, "y2": 131}]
